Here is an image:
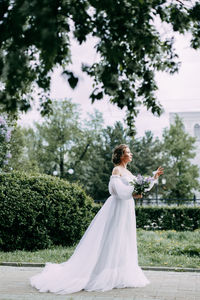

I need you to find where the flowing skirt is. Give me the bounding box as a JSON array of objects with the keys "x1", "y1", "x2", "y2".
[{"x1": 30, "y1": 195, "x2": 149, "y2": 294}]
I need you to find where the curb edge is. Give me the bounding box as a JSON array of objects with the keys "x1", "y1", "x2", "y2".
[{"x1": 0, "y1": 262, "x2": 200, "y2": 272}]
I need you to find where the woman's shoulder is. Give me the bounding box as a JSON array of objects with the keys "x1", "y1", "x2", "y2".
[
  {"x1": 111, "y1": 167, "x2": 134, "y2": 179},
  {"x1": 112, "y1": 166, "x2": 121, "y2": 176}
]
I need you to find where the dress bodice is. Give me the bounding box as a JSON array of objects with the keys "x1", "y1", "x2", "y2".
[{"x1": 110, "y1": 174, "x2": 135, "y2": 181}]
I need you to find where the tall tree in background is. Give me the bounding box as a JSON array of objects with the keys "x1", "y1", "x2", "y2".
[
  {"x1": 26, "y1": 99, "x2": 81, "y2": 177},
  {"x1": 19, "y1": 127, "x2": 41, "y2": 173},
  {"x1": 0, "y1": 115, "x2": 12, "y2": 171},
  {"x1": 161, "y1": 115, "x2": 200, "y2": 201},
  {"x1": 130, "y1": 131, "x2": 162, "y2": 176},
  {"x1": 1, "y1": 0, "x2": 200, "y2": 132},
  {"x1": 5, "y1": 109, "x2": 200, "y2": 201},
  {"x1": 67, "y1": 109, "x2": 105, "y2": 187},
  {"x1": 8, "y1": 125, "x2": 26, "y2": 171},
  {"x1": 85, "y1": 121, "x2": 129, "y2": 199},
  {"x1": 71, "y1": 122, "x2": 163, "y2": 200}
]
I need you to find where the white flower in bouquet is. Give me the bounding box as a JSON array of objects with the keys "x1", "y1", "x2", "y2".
[{"x1": 130, "y1": 174, "x2": 154, "y2": 196}]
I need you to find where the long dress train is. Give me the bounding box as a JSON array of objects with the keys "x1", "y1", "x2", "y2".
[{"x1": 30, "y1": 174, "x2": 156, "y2": 294}]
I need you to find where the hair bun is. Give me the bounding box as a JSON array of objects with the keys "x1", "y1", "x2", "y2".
[{"x1": 112, "y1": 144, "x2": 128, "y2": 165}]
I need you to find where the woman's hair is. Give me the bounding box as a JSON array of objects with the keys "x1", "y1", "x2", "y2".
[{"x1": 112, "y1": 144, "x2": 128, "y2": 165}]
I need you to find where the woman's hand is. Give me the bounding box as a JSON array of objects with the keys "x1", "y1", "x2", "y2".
[
  {"x1": 154, "y1": 166, "x2": 164, "y2": 179},
  {"x1": 133, "y1": 193, "x2": 143, "y2": 199}
]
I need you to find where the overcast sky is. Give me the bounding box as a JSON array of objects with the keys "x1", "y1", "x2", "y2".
[{"x1": 18, "y1": 31, "x2": 200, "y2": 138}]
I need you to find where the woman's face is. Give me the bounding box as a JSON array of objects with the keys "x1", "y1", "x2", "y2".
[{"x1": 121, "y1": 147, "x2": 133, "y2": 163}]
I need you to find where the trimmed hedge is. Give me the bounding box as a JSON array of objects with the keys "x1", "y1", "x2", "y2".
[
  {"x1": 0, "y1": 171, "x2": 94, "y2": 251},
  {"x1": 135, "y1": 206, "x2": 200, "y2": 231},
  {"x1": 92, "y1": 205, "x2": 200, "y2": 231}
]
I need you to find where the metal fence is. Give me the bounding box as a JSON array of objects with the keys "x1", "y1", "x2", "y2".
[
  {"x1": 95, "y1": 198, "x2": 200, "y2": 206},
  {"x1": 134, "y1": 198, "x2": 200, "y2": 206}
]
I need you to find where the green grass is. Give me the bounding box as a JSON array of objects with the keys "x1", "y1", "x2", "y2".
[
  {"x1": 0, "y1": 230, "x2": 200, "y2": 268},
  {"x1": 0, "y1": 246, "x2": 75, "y2": 264},
  {"x1": 137, "y1": 229, "x2": 200, "y2": 268}
]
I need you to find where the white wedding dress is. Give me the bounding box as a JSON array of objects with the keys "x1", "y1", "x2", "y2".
[{"x1": 30, "y1": 174, "x2": 156, "y2": 294}]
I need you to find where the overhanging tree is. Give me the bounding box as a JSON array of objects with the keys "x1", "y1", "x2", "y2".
[{"x1": 0, "y1": 0, "x2": 200, "y2": 133}]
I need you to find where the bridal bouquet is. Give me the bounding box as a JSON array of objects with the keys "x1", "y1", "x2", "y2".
[{"x1": 130, "y1": 174, "x2": 154, "y2": 196}]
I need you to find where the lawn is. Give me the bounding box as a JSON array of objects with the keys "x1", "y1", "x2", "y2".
[
  {"x1": 137, "y1": 229, "x2": 200, "y2": 268},
  {"x1": 0, "y1": 230, "x2": 199, "y2": 268}
]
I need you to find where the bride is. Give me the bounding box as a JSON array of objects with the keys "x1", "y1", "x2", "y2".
[{"x1": 30, "y1": 144, "x2": 163, "y2": 294}]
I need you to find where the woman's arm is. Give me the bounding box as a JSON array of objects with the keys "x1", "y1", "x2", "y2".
[
  {"x1": 109, "y1": 176, "x2": 134, "y2": 200},
  {"x1": 145, "y1": 166, "x2": 164, "y2": 192},
  {"x1": 154, "y1": 166, "x2": 164, "y2": 179}
]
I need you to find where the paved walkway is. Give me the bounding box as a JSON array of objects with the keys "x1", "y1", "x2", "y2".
[{"x1": 0, "y1": 266, "x2": 200, "y2": 300}]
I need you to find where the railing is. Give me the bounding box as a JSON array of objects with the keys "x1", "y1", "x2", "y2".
[
  {"x1": 134, "y1": 198, "x2": 200, "y2": 206},
  {"x1": 94, "y1": 198, "x2": 200, "y2": 206}
]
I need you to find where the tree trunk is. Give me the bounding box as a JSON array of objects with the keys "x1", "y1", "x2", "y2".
[
  {"x1": 74, "y1": 141, "x2": 91, "y2": 167},
  {"x1": 60, "y1": 149, "x2": 64, "y2": 178}
]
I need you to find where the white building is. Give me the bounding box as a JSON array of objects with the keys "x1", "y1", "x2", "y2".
[{"x1": 169, "y1": 112, "x2": 200, "y2": 198}]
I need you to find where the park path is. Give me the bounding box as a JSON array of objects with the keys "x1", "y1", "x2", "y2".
[{"x1": 0, "y1": 266, "x2": 200, "y2": 300}]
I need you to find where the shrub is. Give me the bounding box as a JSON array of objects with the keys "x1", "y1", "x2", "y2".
[
  {"x1": 0, "y1": 171, "x2": 94, "y2": 251},
  {"x1": 135, "y1": 206, "x2": 200, "y2": 231},
  {"x1": 92, "y1": 204, "x2": 200, "y2": 231}
]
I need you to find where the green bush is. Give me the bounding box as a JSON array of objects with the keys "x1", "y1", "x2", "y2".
[
  {"x1": 0, "y1": 171, "x2": 94, "y2": 251},
  {"x1": 135, "y1": 206, "x2": 200, "y2": 231},
  {"x1": 92, "y1": 204, "x2": 200, "y2": 231}
]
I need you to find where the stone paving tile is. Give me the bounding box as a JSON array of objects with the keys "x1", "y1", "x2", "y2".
[{"x1": 0, "y1": 267, "x2": 200, "y2": 300}]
